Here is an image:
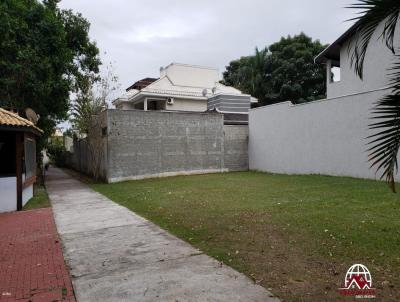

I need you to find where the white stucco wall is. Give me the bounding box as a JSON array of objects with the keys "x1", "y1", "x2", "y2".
[
  {"x1": 327, "y1": 20, "x2": 399, "y2": 98},
  {"x1": 162, "y1": 63, "x2": 219, "y2": 88},
  {"x1": 249, "y1": 88, "x2": 398, "y2": 181},
  {"x1": 116, "y1": 102, "x2": 134, "y2": 110},
  {"x1": 23, "y1": 184, "x2": 33, "y2": 206},
  {"x1": 116, "y1": 98, "x2": 207, "y2": 112},
  {"x1": 166, "y1": 98, "x2": 207, "y2": 112},
  {"x1": 0, "y1": 176, "x2": 34, "y2": 213},
  {"x1": 0, "y1": 177, "x2": 17, "y2": 212}
]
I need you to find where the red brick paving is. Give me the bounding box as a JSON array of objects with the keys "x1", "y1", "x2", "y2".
[{"x1": 0, "y1": 209, "x2": 75, "y2": 302}]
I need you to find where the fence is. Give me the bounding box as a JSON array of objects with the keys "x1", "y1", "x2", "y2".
[
  {"x1": 69, "y1": 110, "x2": 248, "y2": 182},
  {"x1": 248, "y1": 88, "x2": 398, "y2": 180}
]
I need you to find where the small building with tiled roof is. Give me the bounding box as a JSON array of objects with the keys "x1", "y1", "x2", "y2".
[
  {"x1": 0, "y1": 108, "x2": 43, "y2": 135},
  {"x1": 0, "y1": 108, "x2": 43, "y2": 212}
]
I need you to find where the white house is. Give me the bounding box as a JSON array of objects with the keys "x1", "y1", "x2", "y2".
[
  {"x1": 314, "y1": 20, "x2": 397, "y2": 98},
  {"x1": 113, "y1": 63, "x2": 257, "y2": 123}
]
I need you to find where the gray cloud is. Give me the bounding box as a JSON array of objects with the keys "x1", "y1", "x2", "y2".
[{"x1": 59, "y1": 0, "x2": 358, "y2": 94}]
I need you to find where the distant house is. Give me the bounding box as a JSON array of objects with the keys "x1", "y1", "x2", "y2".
[
  {"x1": 49, "y1": 128, "x2": 73, "y2": 152},
  {"x1": 113, "y1": 63, "x2": 257, "y2": 124},
  {"x1": 315, "y1": 20, "x2": 397, "y2": 98},
  {"x1": 0, "y1": 108, "x2": 43, "y2": 212}
]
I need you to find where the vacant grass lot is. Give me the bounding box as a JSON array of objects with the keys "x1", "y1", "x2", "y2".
[
  {"x1": 92, "y1": 172, "x2": 400, "y2": 302},
  {"x1": 23, "y1": 184, "x2": 50, "y2": 210}
]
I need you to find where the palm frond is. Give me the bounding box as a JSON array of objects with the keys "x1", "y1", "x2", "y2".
[
  {"x1": 348, "y1": 0, "x2": 400, "y2": 79},
  {"x1": 367, "y1": 55, "x2": 400, "y2": 192}
]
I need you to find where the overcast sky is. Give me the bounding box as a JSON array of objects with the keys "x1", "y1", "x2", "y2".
[{"x1": 59, "y1": 0, "x2": 358, "y2": 95}]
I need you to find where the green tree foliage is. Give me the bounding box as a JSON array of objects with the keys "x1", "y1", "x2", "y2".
[
  {"x1": 47, "y1": 141, "x2": 68, "y2": 167},
  {"x1": 222, "y1": 33, "x2": 327, "y2": 105},
  {"x1": 348, "y1": 0, "x2": 400, "y2": 191},
  {"x1": 0, "y1": 0, "x2": 101, "y2": 142}
]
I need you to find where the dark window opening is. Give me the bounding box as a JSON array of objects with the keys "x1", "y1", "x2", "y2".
[
  {"x1": 0, "y1": 132, "x2": 16, "y2": 177},
  {"x1": 24, "y1": 137, "x2": 36, "y2": 179}
]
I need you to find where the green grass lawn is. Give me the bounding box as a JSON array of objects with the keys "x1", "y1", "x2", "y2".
[
  {"x1": 91, "y1": 172, "x2": 400, "y2": 302},
  {"x1": 23, "y1": 184, "x2": 50, "y2": 210}
]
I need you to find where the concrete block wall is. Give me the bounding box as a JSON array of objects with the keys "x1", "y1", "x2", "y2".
[
  {"x1": 69, "y1": 111, "x2": 108, "y2": 180},
  {"x1": 105, "y1": 110, "x2": 226, "y2": 182},
  {"x1": 249, "y1": 88, "x2": 399, "y2": 181},
  {"x1": 69, "y1": 110, "x2": 249, "y2": 182},
  {"x1": 223, "y1": 125, "x2": 248, "y2": 171},
  {"x1": 68, "y1": 138, "x2": 85, "y2": 172}
]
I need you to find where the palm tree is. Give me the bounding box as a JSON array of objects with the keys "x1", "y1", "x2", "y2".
[{"x1": 349, "y1": 0, "x2": 400, "y2": 191}]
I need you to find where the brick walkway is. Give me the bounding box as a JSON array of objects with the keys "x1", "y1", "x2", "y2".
[{"x1": 0, "y1": 208, "x2": 75, "y2": 302}]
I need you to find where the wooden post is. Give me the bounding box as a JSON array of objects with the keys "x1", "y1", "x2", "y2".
[{"x1": 16, "y1": 132, "x2": 23, "y2": 211}]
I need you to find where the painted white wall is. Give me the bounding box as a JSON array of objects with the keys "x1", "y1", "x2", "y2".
[
  {"x1": 116, "y1": 102, "x2": 134, "y2": 110},
  {"x1": 166, "y1": 98, "x2": 207, "y2": 112},
  {"x1": 163, "y1": 63, "x2": 219, "y2": 88},
  {"x1": 0, "y1": 176, "x2": 34, "y2": 212},
  {"x1": 0, "y1": 177, "x2": 17, "y2": 212},
  {"x1": 146, "y1": 76, "x2": 172, "y2": 90},
  {"x1": 22, "y1": 184, "x2": 33, "y2": 206},
  {"x1": 117, "y1": 98, "x2": 207, "y2": 112},
  {"x1": 248, "y1": 88, "x2": 398, "y2": 181},
  {"x1": 327, "y1": 20, "x2": 400, "y2": 98}
]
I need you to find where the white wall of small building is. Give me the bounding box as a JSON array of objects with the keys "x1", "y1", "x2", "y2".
[
  {"x1": 116, "y1": 102, "x2": 135, "y2": 110},
  {"x1": 22, "y1": 183, "x2": 33, "y2": 207},
  {"x1": 0, "y1": 175, "x2": 34, "y2": 213},
  {"x1": 161, "y1": 63, "x2": 219, "y2": 88},
  {"x1": 0, "y1": 177, "x2": 17, "y2": 212},
  {"x1": 117, "y1": 98, "x2": 207, "y2": 112},
  {"x1": 166, "y1": 98, "x2": 207, "y2": 112}
]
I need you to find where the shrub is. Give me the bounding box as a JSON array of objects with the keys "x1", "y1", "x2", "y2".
[{"x1": 47, "y1": 143, "x2": 69, "y2": 167}]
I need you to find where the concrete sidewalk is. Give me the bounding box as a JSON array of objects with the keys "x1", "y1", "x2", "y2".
[{"x1": 46, "y1": 167, "x2": 279, "y2": 302}]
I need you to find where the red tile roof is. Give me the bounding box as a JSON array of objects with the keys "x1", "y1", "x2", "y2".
[
  {"x1": 126, "y1": 77, "x2": 158, "y2": 91},
  {"x1": 0, "y1": 108, "x2": 43, "y2": 134}
]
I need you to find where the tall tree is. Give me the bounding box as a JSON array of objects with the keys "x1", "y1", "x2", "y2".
[
  {"x1": 349, "y1": 0, "x2": 400, "y2": 191},
  {"x1": 71, "y1": 62, "x2": 119, "y2": 180},
  {"x1": 223, "y1": 48, "x2": 269, "y2": 100},
  {"x1": 0, "y1": 0, "x2": 101, "y2": 142},
  {"x1": 71, "y1": 62, "x2": 119, "y2": 136},
  {"x1": 222, "y1": 33, "x2": 327, "y2": 106}
]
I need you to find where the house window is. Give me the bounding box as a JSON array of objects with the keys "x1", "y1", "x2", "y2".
[
  {"x1": 330, "y1": 60, "x2": 341, "y2": 83},
  {"x1": 24, "y1": 137, "x2": 36, "y2": 179}
]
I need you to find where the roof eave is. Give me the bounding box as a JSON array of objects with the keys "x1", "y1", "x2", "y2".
[
  {"x1": 314, "y1": 20, "x2": 360, "y2": 64},
  {"x1": 0, "y1": 125, "x2": 43, "y2": 136},
  {"x1": 129, "y1": 91, "x2": 207, "y2": 102}
]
